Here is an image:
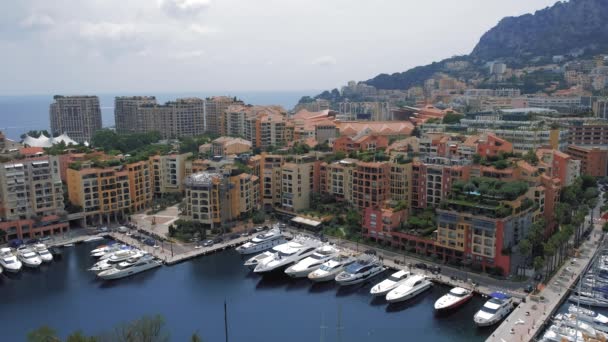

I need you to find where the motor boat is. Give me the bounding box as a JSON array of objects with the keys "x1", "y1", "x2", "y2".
[
  {"x1": 254, "y1": 237, "x2": 322, "y2": 274},
  {"x1": 385, "y1": 274, "x2": 433, "y2": 303},
  {"x1": 33, "y1": 243, "x2": 53, "y2": 263},
  {"x1": 307, "y1": 255, "x2": 356, "y2": 282},
  {"x1": 542, "y1": 324, "x2": 586, "y2": 342},
  {"x1": 554, "y1": 313, "x2": 608, "y2": 339},
  {"x1": 568, "y1": 304, "x2": 608, "y2": 326},
  {"x1": 370, "y1": 270, "x2": 411, "y2": 297},
  {"x1": 91, "y1": 243, "x2": 124, "y2": 258},
  {"x1": 0, "y1": 248, "x2": 22, "y2": 273},
  {"x1": 236, "y1": 228, "x2": 285, "y2": 255},
  {"x1": 99, "y1": 246, "x2": 133, "y2": 260},
  {"x1": 568, "y1": 292, "x2": 608, "y2": 308},
  {"x1": 334, "y1": 255, "x2": 385, "y2": 286},
  {"x1": 16, "y1": 246, "x2": 42, "y2": 268},
  {"x1": 244, "y1": 251, "x2": 275, "y2": 270},
  {"x1": 285, "y1": 245, "x2": 340, "y2": 278},
  {"x1": 434, "y1": 287, "x2": 473, "y2": 311},
  {"x1": 89, "y1": 249, "x2": 144, "y2": 273},
  {"x1": 83, "y1": 236, "x2": 104, "y2": 243},
  {"x1": 473, "y1": 292, "x2": 513, "y2": 327},
  {"x1": 97, "y1": 255, "x2": 162, "y2": 280}
]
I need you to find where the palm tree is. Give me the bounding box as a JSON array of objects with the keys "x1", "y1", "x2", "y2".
[
  {"x1": 543, "y1": 242, "x2": 556, "y2": 279},
  {"x1": 517, "y1": 239, "x2": 532, "y2": 276}
]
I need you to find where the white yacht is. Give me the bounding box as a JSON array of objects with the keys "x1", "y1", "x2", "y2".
[
  {"x1": 568, "y1": 304, "x2": 608, "y2": 325},
  {"x1": 542, "y1": 324, "x2": 585, "y2": 342},
  {"x1": 99, "y1": 247, "x2": 133, "y2": 261},
  {"x1": 434, "y1": 287, "x2": 473, "y2": 311},
  {"x1": 307, "y1": 255, "x2": 356, "y2": 282},
  {"x1": 236, "y1": 228, "x2": 285, "y2": 255},
  {"x1": 254, "y1": 237, "x2": 322, "y2": 274},
  {"x1": 385, "y1": 274, "x2": 432, "y2": 303},
  {"x1": 0, "y1": 248, "x2": 22, "y2": 273},
  {"x1": 554, "y1": 314, "x2": 608, "y2": 339},
  {"x1": 285, "y1": 245, "x2": 340, "y2": 278},
  {"x1": 568, "y1": 292, "x2": 608, "y2": 308},
  {"x1": 244, "y1": 251, "x2": 275, "y2": 269},
  {"x1": 370, "y1": 270, "x2": 411, "y2": 297},
  {"x1": 90, "y1": 250, "x2": 144, "y2": 273},
  {"x1": 97, "y1": 255, "x2": 162, "y2": 280},
  {"x1": 83, "y1": 236, "x2": 105, "y2": 243},
  {"x1": 473, "y1": 292, "x2": 513, "y2": 327},
  {"x1": 91, "y1": 243, "x2": 120, "y2": 258},
  {"x1": 334, "y1": 255, "x2": 385, "y2": 286},
  {"x1": 17, "y1": 246, "x2": 42, "y2": 268},
  {"x1": 33, "y1": 243, "x2": 53, "y2": 263}
]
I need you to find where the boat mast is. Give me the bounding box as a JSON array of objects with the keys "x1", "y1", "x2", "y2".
[{"x1": 224, "y1": 300, "x2": 229, "y2": 342}]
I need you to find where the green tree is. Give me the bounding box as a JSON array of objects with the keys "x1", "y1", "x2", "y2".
[
  {"x1": 27, "y1": 326, "x2": 60, "y2": 342},
  {"x1": 66, "y1": 331, "x2": 97, "y2": 342},
  {"x1": 442, "y1": 113, "x2": 464, "y2": 124},
  {"x1": 533, "y1": 256, "x2": 545, "y2": 272},
  {"x1": 517, "y1": 239, "x2": 532, "y2": 276}
]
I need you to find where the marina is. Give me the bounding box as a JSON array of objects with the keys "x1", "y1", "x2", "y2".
[{"x1": 0, "y1": 241, "x2": 494, "y2": 341}]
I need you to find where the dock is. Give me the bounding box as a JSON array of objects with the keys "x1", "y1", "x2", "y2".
[{"x1": 486, "y1": 228, "x2": 605, "y2": 342}]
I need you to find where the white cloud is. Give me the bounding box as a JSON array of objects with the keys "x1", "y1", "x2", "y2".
[
  {"x1": 159, "y1": 0, "x2": 212, "y2": 18},
  {"x1": 79, "y1": 22, "x2": 140, "y2": 41},
  {"x1": 189, "y1": 24, "x2": 219, "y2": 35},
  {"x1": 312, "y1": 55, "x2": 337, "y2": 67},
  {"x1": 170, "y1": 49, "x2": 204, "y2": 60},
  {"x1": 20, "y1": 13, "x2": 55, "y2": 30}
]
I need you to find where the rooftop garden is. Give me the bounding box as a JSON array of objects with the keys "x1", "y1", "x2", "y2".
[
  {"x1": 444, "y1": 177, "x2": 530, "y2": 218},
  {"x1": 396, "y1": 208, "x2": 436, "y2": 237}
]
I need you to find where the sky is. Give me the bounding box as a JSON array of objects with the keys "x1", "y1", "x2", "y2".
[{"x1": 0, "y1": 0, "x2": 559, "y2": 95}]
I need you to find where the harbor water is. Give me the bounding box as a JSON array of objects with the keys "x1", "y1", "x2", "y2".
[{"x1": 0, "y1": 241, "x2": 493, "y2": 341}]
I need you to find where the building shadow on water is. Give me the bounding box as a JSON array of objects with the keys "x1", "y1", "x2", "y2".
[{"x1": 308, "y1": 281, "x2": 336, "y2": 293}]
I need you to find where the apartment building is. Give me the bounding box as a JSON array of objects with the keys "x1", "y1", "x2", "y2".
[
  {"x1": 593, "y1": 99, "x2": 608, "y2": 119},
  {"x1": 568, "y1": 122, "x2": 608, "y2": 146},
  {"x1": 114, "y1": 96, "x2": 158, "y2": 134},
  {"x1": 205, "y1": 96, "x2": 244, "y2": 135},
  {"x1": 183, "y1": 170, "x2": 259, "y2": 227},
  {"x1": 150, "y1": 153, "x2": 192, "y2": 196},
  {"x1": 280, "y1": 156, "x2": 315, "y2": 212},
  {"x1": 333, "y1": 134, "x2": 388, "y2": 154},
  {"x1": 475, "y1": 128, "x2": 568, "y2": 153},
  {"x1": 134, "y1": 98, "x2": 205, "y2": 139},
  {"x1": 0, "y1": 156, "x2": 68, "y2": 241},
  {"x1": 351, "y1": 162, "x2": 390, "y2": 210},
  {"x1": 260, "y1": 154, "x2": 284, "y2": 210},
  {"x1": 523, "y1": 96, "x2": 582, "y2": 111},
  {"x1": 319, "y1": 159, "x2": 356, "y2": 202},
  {"x1": 50, "y1": 95, "x2": 102, "y2": 143},
  {"x1": 211, "y1": 137, "x2": 252, "y2": 157},
  {"x1": 566, "y1": 145, "x2": 608, "y2": 177},
  {"x1": 411, "y1": 157, "x2": 470, "y2": 209},
  {"x1": 66, "y1": 160, "x2": 153, "y2": 225},
  {"x1": 536, "y1": 149, "x2": 580, "y2": 186}
]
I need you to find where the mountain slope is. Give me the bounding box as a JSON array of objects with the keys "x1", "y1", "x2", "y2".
[{"x1": 471, "y1": 0, "x2": 608, "y2": 60}]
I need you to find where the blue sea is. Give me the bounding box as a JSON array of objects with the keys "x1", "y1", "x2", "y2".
[{"x1": 0, "y1": 91, "x2": 314, "y2": 140}]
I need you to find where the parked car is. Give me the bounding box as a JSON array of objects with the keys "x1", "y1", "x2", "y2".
[
  {"x1": 524, "y1": 284, "x2": 535, "y2": 293},
  {"x1": 26, "y1": 238, "x2": 40, "y2": 245},
  {"x1": 248, "y1": 228, "x2": 257, "y2": 235},
  {"x1": 117, "y1": 226, "x2": 129, "y2": 233},
  {"x1": 213, "y1": 237, "x2": 224, "y2": 244},
  {"x1": 9, "y1": 239, "x2": 23, "y2": 248},
  {"x1": 202, "y1": 239, "x2": 214, "y2": 247},
  {"x1": 363, "y1": 249, "x2": 377, "y2": 256},
  {"x1": 39, "y1": 236, "x2": 52, "y2": 242},
  {"x1": 415, "y1": 263, "x2": 428, "y2": 270},
  {"x1": 143, "y1": 238, "x2": 156, "y2": 247},
  {"x1": 228, "y1": 233, "x2": 240, "y2": 240},
  {"x1": 254, "y1": 227, "x2": 264, "y2": 233}
]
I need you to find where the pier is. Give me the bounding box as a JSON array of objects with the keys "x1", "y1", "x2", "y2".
[{"x1": 486, "y1": 225, "x2": 605, "y2": 342}]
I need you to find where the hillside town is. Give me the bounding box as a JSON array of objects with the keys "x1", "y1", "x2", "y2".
[{"x1": 2, "y1": 55, "x2": 608, "y2": 283}]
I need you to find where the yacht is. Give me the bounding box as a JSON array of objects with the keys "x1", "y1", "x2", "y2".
[
  {"x1": 254, "y1": 237, "x2": 322, "y2": 274},
  {"x1": 244, "y1": 251, "x2": 275, "y2": 270},
  {"x1": 434, "y1": 287, "x2": 473, "y2": 311},
  {"x1": 97, "y1": 255, "x2": 162, "y2": 280},
  {"x1": 568, "y1": 292, "x2": 608, "y2": 307},
  {"x1": 334, "y1": 255, "x2": 385, "y2": 286},
  {"x1": 385, "y1": 274, "x2": 433, "y2": 303},
  {"x1": 568, "y1": 304, "x2": 608, "y2": 326},
  {"x1": 0, "y1": 248, "x2": 22, "y2": 273},
  {"x1": 91, "y1": 244, "x2": 126, "y2": 258},
  {"x1": 554, "y1": 313, "x2": 608, "y2": 339},
  {"x1": 99, "y1": 247, "x2": 133, "y2": 261},
  {"x1": 285, "y1": 245, "x2": 340, "y2": 278},
  {"x1": 370, "y1": 270, "x2": 411, "y2": 297},
  {"x1": 33, "y1": 243, "x2": 53, "y2": 262},
  {"x1": 307, "y1": 255, "x2": 356, "y2": 282},
  {"x1": 236, "y1": 228, "x2": 285, "y2": 255},
  {"x1": 83, "y1": 235, "x2": 104, "y2": 243},
  {"x1": 89, "y1": 249, "x2": 144, "y2": 273},
  {"x1": 17, "y1": 246, "x2": 42, "y2": 268},
  {"x1": 542, "y1": 324, "x2": 585, "y2": 342},
  {"x1": 473, "y1": 292, "x2": 513, "y2": 327}
]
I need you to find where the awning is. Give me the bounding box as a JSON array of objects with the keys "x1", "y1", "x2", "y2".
[{"x1": 291, "y1": 216, "x2": 322, "y2": 227}]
